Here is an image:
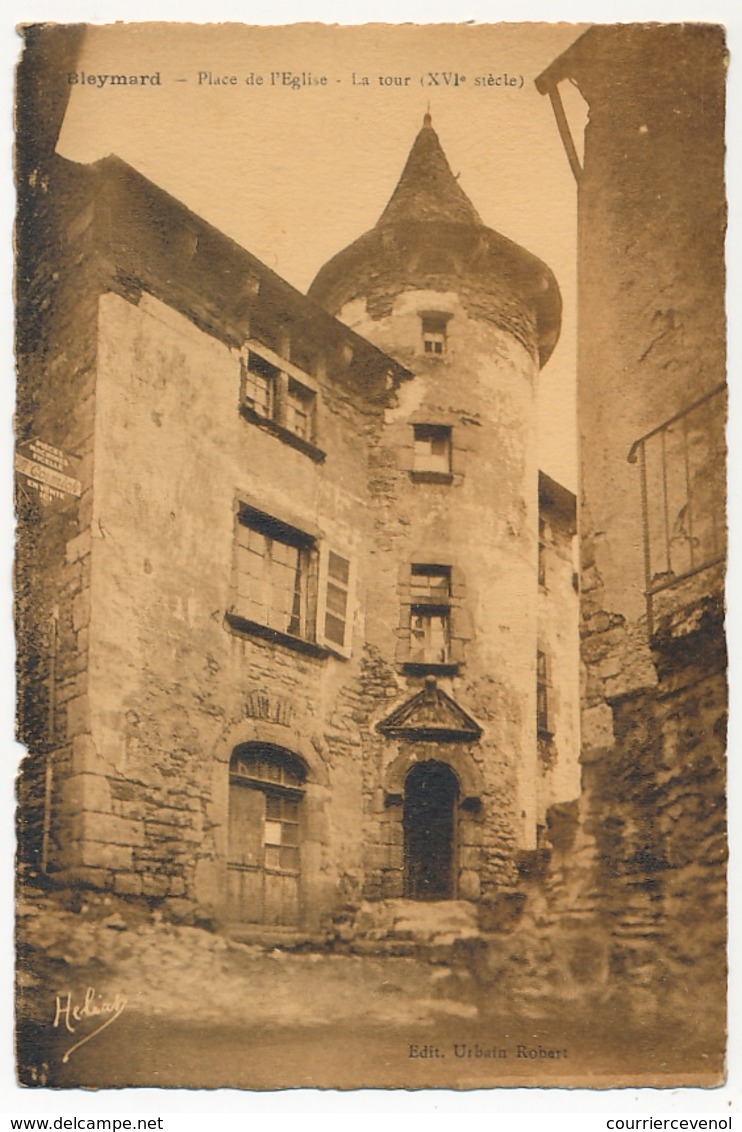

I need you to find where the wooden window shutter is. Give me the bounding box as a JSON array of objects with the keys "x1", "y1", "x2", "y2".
[{"x1": 318, "y1": 546, "x2": 354, "y2": 657}]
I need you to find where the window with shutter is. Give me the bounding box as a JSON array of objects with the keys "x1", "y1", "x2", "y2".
[
  {"x1": 228, "y1": 504, "x2": 322, "y2": 654},
  {"x1": 228, "y1": 506, "x2": 353, "y2": 660}
]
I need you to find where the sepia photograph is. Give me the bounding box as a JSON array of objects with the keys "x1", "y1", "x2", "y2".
[{"x1": 13, "y1": 19, "x2": 728, "y2": 1091}]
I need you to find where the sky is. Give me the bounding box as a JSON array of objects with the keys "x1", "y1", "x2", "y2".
[{"x1": 56, "y1": 22, "x2": 586, "y2": 490}]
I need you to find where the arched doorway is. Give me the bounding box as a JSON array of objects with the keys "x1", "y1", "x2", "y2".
[
  {"x1": 227, "y1": 744, "x2": 306, "y2": 926},
  {"x1": 403, "y1": 761, "x2": 459, "y2": 900}
]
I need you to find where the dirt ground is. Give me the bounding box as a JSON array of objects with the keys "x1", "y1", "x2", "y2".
[{"x1": 16, "y1": 888, "x2": 725, "y2": 1090}]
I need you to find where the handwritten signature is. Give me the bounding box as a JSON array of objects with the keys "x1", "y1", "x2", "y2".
[{"x1": 53, "y1": 987, "x2": 127, "y2": 1062}]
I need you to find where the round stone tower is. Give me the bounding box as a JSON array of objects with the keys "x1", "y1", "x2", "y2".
[{"x1": 309, "y1": 114, "x2": 562, "y2": 911}]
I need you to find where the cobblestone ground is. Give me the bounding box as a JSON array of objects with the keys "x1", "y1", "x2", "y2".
[{"x1": 16, "y1": 888, "x2": 724, "y2": 1090}]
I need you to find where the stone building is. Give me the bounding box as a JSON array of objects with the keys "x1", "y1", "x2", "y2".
[
  {"x1": 16, "y1": 26, "x2": 579, "y2": 934},
  {"x1": 536, "y1": 25, "x2": 727, "y2": 1024}
]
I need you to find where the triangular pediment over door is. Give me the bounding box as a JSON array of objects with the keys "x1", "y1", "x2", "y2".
[{"x1": 377, "y1": 677, "x2": 482, "y2": 742}]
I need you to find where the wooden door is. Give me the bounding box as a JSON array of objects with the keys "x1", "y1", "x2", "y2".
[
  {"x1": 403, "y1": 761, "x2": 458, "y2": 900},
  {"x1": 227, "y1": 778, "x2": 301, "y2": 927}
]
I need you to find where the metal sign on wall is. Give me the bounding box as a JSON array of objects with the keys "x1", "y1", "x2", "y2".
[{"x1": 14, "y1": 439, "x2": 81, "y2": 507}]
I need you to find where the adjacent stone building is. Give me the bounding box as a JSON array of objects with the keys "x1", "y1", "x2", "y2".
[
  {"x1": 536, "y1": 24, "x2": 727, "y2": 1026},
  {"x1": 16, "y1": 27, "x2": 579, "y2": 934}
]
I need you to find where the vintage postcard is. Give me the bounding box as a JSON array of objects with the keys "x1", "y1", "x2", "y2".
[{"x1": 14, "y1": 21, "x2": 727, "y2": 1090}]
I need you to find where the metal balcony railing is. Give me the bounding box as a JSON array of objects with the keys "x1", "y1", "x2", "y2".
[{"x1": 627, "y1": 384, "x2": 726, "y2": 635}]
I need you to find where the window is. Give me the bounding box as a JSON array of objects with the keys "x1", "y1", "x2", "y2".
[
  {"x1": 413, "y1": 425, "x2": 452, "y2": 477},
  {"x1": 240, "y1": 345, "x2": 322, "y2": 460},
  {"x1": 263, "y1": 793, "x2": 301, "y2": 871},
  {"x1": 229, "y1": 503, "x2": 353, "y2": 657},
  {"x1": 232, "y1": 746, "x2": 305, "y2": 790},
  {"x1": 537, "y1": 650, "x2": 551, "y2": 737},
  {"x1": 242, "y1": 352, "x2": 278, "y2": 420},
  {"x1": 233, "y1": 505, "x2": 315, "y2": 642},
  {"x1": 286, "y1": 377, "x2": 315, "y2": 442},
  {"x1": 421, "y1": 314, "x2": 449, "y2": 355},
  {"x1": 538, "y1": 519, "x2": 547, "y2": 588},
  {"x1": 409, "y1": 565, "x2": 451, "y2": 665},
  {"x1": 398, "y1": 562, "x2": 467, "y2": 671}
]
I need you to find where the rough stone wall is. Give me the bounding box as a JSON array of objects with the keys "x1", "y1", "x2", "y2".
[
  {"x1": 588, "y1": 621, "x2": 725, "y2": 1014},
  {"x1": 554, "y1": 596, "x2": 726, "y2": 1026},
  {"x1": 536, "y1": 24, "x2": 727, "y2": 1023},
  {"x1": 536, "y1": 496, "x2": 580, "y2": 827},
  {"x1": 55, "y1": 286, "x2": 383, "y2": 925},
  {"x1": 502, "y1": 601, "x2": 725, "y2": 1030}
]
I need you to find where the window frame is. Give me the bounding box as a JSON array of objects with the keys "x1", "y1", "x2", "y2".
[
  {"x1": 228, "y1": 503, "x2": 324, "y2": 657},
  {"x1": 397, "y1": 561, "x2": 469, "y2": 674},
  {"x1": 420, "y1": 313, "x2": 450, "y2": 356},
  {"x1": 242, "y1": 350, "x2": 279, "y2": 421},
  {"x1": 405, "y1": 564, "x2": 454, "y2": 673},
  {"x1": 285, "y1": 376, "x2": 317, "y2": 444},
  {"x1": 411, "y1": 423, "x2": 454, "y2": 484},
  {"x1": 240, "y1": 341, "x2": 325, "y2": 463},
  {"x1": 537, "y1": 649, "x2": 552, "y2": 738},
  {"x1": 227, "y1": 501, "x2": 354, "y2": 661}
]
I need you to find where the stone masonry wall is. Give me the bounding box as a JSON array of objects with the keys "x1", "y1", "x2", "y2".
[
  {"x1": 526, "y1": 25, "x2": 728, "y2": 1029},
  {"x1": 536, "y1": 496, "x2": 579, "y2": 827},
  {"x1": 16, "y1": 156, "x2": 101, "y2": 876},
  {"x1": 55, "y1": 286, "x2": 385, "y2": 926},
  {"x1": 339, "y1": 286, "x2": 545, "y2": 902}
]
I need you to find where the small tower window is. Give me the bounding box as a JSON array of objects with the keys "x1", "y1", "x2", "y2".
[
  {"x1": 409, "y1": 565, "x2": 451, "y2": 665},
  {"x1": 413, "y1": 425, "x2": 452, "y2": 476},
  {"x1": 421, "y1": 314, "x2": 449, "y2": 355}
]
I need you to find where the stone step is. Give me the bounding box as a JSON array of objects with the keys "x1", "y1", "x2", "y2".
[
  {"x1": 352, "y1": 898, "x2": 480, "y2": 941},
  {"x1": 226, "y1": 923, "x2": 327, "y2": 949}
]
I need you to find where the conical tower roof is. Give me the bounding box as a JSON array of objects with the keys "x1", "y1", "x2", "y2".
[
  {"x1": 309, "y1": 114, "x2": 561, "y2": 368},
  {"x1": 377, "y1": 112, "x2": 482, "y2": 228}
]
